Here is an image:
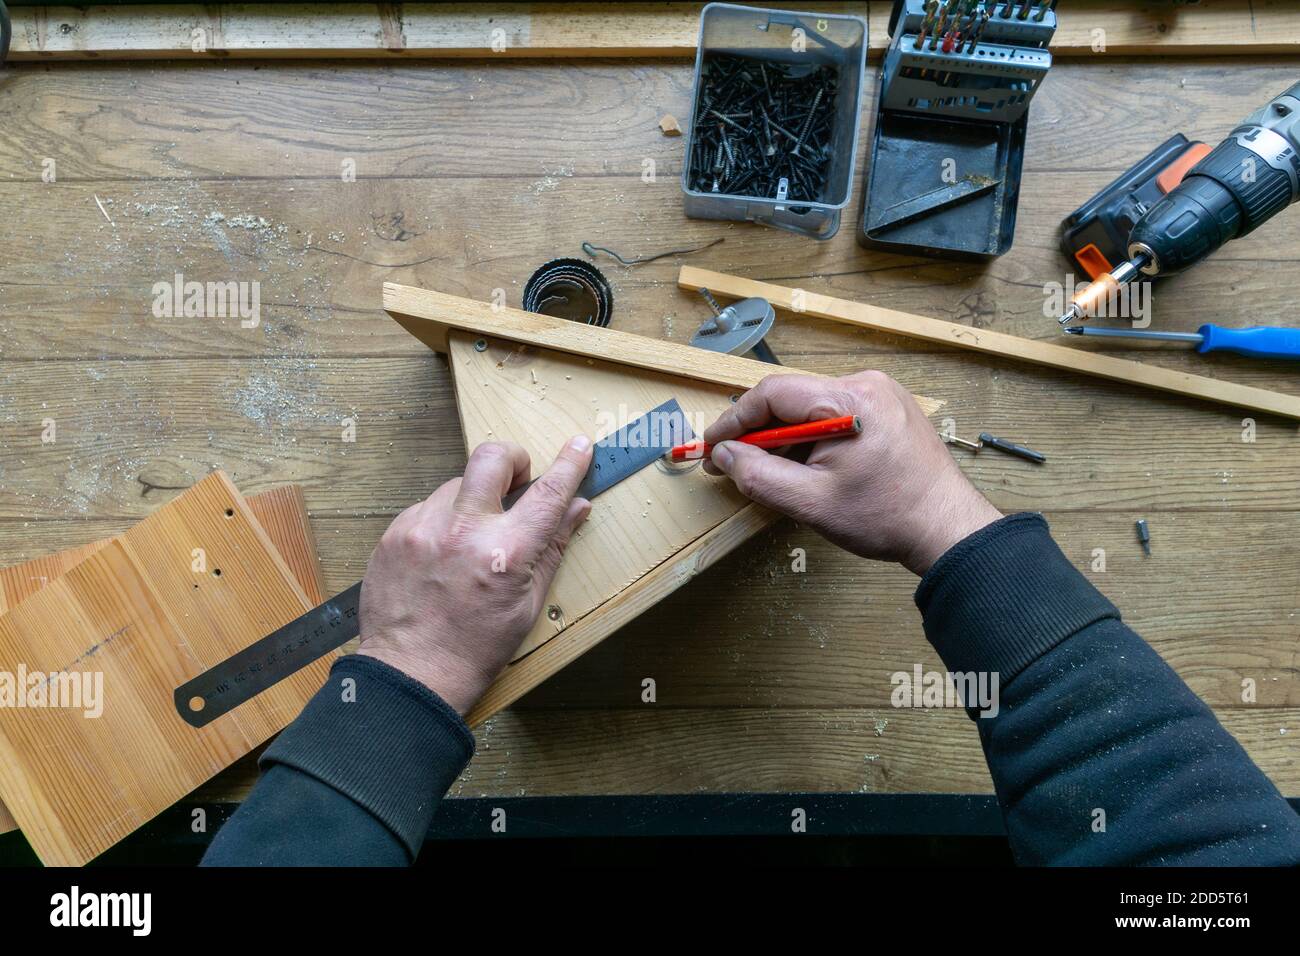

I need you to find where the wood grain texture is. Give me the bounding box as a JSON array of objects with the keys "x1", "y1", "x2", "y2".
[
  {"x1": 679, "y1": 267, "x2": 1300, "y2": 421},
  {"x1": 0, "y1": 59, "x2": 1292, "y2": 186},
  {"x1": 0, "y1": 473, "x2": 331, "y2": 865},
  {"x1": 2, "y1": 49, "x2": 1298, "y2": 807},
  {"x1": 0, "y1": 485, "x2": 323, "y2": 614},
  {"x1": 194, "y1": 704, "x2": 1300, "y2": 802},
  {"x1": 3, "y1": 353, "x2": 1300, "y2": 517},
  {"x1": 8, "y1": 509, "x2": 1298, "y2": 718},
  {"x1": 0, "y1": 542, "x2": 108, "y2": 619},
  {"x1": 0, "y1": 484, "x2": 324, "y2": 836},
  {"x1": 7, "y1": 2, "x2": 1298, "y2": 61}
]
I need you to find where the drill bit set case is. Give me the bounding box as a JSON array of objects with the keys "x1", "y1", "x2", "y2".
[
  {"x1": 681, "y1": 3, "x2": 869, "y2": 240},
  {"x1": 858, "y1": 0, "x2": 1056, "y2": 261}
]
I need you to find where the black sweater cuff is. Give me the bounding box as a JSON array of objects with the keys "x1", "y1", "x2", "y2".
[
  {"x1": 259, "y1": 655, "x2": 475, "y2": 860},
  {"x1": 914, "y1": 512, "x2": 1119, "y2": 684}
]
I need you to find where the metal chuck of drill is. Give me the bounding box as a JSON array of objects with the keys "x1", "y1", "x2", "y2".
[{"x1": 1058, "y1": 81, "x2": 1300, "y2": 326}]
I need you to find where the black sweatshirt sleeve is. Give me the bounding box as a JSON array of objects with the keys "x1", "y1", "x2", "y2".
[
  {"x1": 201, "y1": 655, "x2": 474, "y2": 866},
  {"x1": 915, "y1": 512, "x2": 1300, "y2": 865}
]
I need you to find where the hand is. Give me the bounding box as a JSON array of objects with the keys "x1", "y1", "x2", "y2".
[
  {"x1": 357, "y1": 437, "x2": 594, "y2": 714},
  {"x1": 703, "y1": 372, "x2": 1001, "y2": 576}
]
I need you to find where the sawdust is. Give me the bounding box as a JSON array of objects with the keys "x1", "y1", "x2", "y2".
[
  {"x1": 527, "y1": 161, "x2": 575, "y2": 195},
  {"x1": 227, "y1": 367, "x2": 352, "y2": 456},
  {"x1": 231, "y1": 371, "x2": 301, "y2": 428}
]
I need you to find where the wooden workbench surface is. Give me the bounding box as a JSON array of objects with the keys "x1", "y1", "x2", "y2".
[{"x1": 1, "y1": 51, "x2": 1297, "y2": 807}]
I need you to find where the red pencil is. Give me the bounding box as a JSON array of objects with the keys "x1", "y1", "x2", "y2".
[{"x1": 669, "y1": 415, "x2": 862, "y2": 462}]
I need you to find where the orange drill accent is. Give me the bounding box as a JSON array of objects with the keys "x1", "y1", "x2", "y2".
[
  {"x1": 1069, "y1": 272, "x2": 1122, "y2": 320},
  {"x1": 1156, "y1": 142, "x2": 1212, "y2": 194},
  {"x1": 1073, "y1": 243, "x2": 1113, "y2": 280}
]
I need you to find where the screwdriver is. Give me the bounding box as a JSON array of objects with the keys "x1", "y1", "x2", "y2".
[
  {"x1": 1063, "y1": 324, "x2": 1300, "y2": 360},
  {"x1": 669, "y1": 415, "x2": 861, "y2": 462}
]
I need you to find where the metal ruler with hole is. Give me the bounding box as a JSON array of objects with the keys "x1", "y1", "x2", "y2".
[{"x1": 174, "y1": 399, "x2": 692, "y2": 727}]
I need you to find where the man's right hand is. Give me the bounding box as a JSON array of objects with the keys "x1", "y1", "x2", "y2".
[{"x1": 703, "y1": 371, "x2": 1001, "y2": 577}]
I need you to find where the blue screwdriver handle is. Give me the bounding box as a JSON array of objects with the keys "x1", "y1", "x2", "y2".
[{"x1": 1197, "y1": 324, "x2": 1300, "y2": 360}]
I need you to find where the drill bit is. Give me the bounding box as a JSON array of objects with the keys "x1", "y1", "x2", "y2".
[
  {"x1": 1135, "y1": 519, "x2": 1151, "y2": 556},
  {"x1": 966, "y1": 8, "x2": 990, "y2": 52},
  {"x1": 932, "y1": 0, "x2": 952, "y2": 48},
  {"x1": 914, "y1": 0, "x2": 940, "y2": 49},
  {"x1": 921, "y1": 1, "x2": 950, "y2": 77}
]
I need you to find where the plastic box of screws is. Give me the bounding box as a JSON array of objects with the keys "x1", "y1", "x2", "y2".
[{"x1": 681, "y1": 4, "x2": 868, "y2": 240}]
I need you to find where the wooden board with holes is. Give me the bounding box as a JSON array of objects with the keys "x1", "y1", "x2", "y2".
[
  {"x1": 0, "y1": 484, "x2": 326, "y2": 836},
  {"x1": 387, "y1": 285, "x2": 942, "y2": 721},
  {"x1": 0, "y1": 474, "x2": 332, "y2": 866}
]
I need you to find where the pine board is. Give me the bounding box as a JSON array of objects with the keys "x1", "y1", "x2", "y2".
[
  {"x1": 0, "y1": 484, "x2": 325, "y2": 837},
  {"x1": 0, "y1": 475, "x2": 331, "y2": 865}
]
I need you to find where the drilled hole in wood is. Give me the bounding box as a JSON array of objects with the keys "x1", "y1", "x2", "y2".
[
  {"x1": 224, "y1": 508, "x2": 234, "y2": 518},
  {"x1": 212, "y1": 568, "x2": 222, "y2": 577}
]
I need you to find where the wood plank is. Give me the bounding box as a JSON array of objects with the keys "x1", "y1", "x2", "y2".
[
  {"x1": 192, "y1": 705, "x2": 1300, "y2": 803},
  {"x1": 6, "y1": 172, "x2": 1299, "y2": 366},
  {"x1": 0, "y1": 59, "x2": 1292, "y2": 187},
  {"x1": 241, "y1": 485, "x2": 329, "y2": 605},
  {"x1": 7, "y1": 509, "x2": 1299, "y2": 715},
  {"x1": 0, "y1": 472, "x2": 331, "y2": 865},
  {"x1": 4, "y1": 354, "x2": 1300, "y2": 522},
  {"x1": 5, "y1": 170, "x2": 1294, "y2": 364},
  {"x1": 679, "y1": 267, "x2": 1300, "y2": 421},
  {"x1": 0, "y1": 484, "x2": 327, "y2": 836},
  {"x1": 0, "y1": 356, "x2": 466, "y2": 523},
  {"x1": 0, "y1": 542, "x2": 107, "y2": 619},
  {"x1": 8, "y1": 2, "x2": 1299, "y2": 61},
  {"x1": 384, "y1": 283, "x2": 944, "y2": 415},
  {"x1": 0, "y1": 486, "x2": 323, "y2": 614}
]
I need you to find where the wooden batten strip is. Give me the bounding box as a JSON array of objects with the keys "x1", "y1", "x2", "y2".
[
  {"x1": 383, "y1": 282, "x2": 945, "y2": 417},
  {"x1": 677, "y1": 267, "x2": 1300, "y2": 422}
]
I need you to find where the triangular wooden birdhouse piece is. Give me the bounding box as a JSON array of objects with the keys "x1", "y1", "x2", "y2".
[{"x1": 384, "y1": 284, "x2": 943, "y2": 726}]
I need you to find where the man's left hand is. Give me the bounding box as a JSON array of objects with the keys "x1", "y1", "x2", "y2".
[{"x1": 358, "y1": 436, "x2": 594, "y2": 714}]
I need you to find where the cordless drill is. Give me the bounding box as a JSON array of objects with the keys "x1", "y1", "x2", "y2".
[{"x1": 1057, "y1": 81, "x2": 1300, "y2": 326}]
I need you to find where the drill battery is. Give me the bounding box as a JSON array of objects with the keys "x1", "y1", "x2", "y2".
[{"x1": 1059, "y1": 134, "x2": 1212, "y2": 279}]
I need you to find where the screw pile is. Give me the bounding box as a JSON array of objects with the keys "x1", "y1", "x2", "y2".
[{"x1": 687, "y1": 53, "x2": 839, "y2": 203}]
